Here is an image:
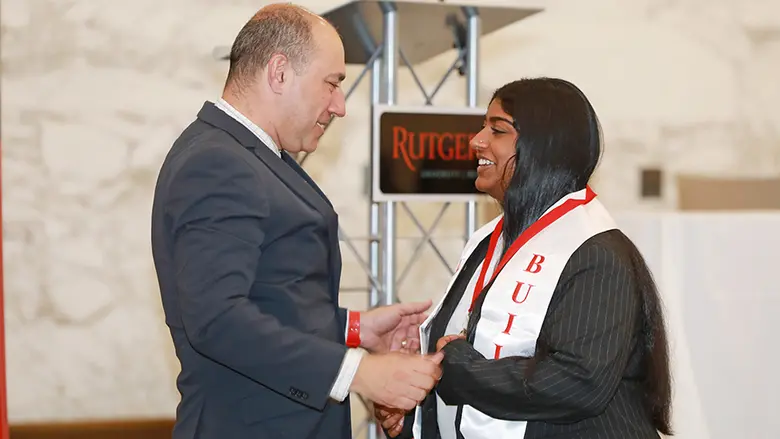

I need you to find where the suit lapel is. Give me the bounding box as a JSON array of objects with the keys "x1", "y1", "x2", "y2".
[
  {"x1": 280, "y1": 153, "x2": 332, "y2": 206},
  {"x1": 196, "y1": 102, "x2": 334, "y2": 222},
  {"x1": 428, "y1": 235, "x2": 492, "y2": 353},
  {"x1": 281, "y1": 153, "x2": 342, "y2": 303}
]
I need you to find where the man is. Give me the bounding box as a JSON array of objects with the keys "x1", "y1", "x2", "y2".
[{"x1": 151, "y1": 5, "x2": 442, "y2": 439}]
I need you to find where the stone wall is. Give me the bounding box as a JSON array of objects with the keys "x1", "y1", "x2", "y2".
[{"x1": 1, "y1": 0, "x2": 778, "y2": 434}]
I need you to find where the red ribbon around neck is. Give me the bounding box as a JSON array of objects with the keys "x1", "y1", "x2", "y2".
[{"x1": 469, "y1": 186, "x2": 597, "y2": 312}]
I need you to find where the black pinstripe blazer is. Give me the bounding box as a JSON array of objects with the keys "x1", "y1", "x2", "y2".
[{"x1": 394, "y1": 229, "x2": 661, "y2": 439}]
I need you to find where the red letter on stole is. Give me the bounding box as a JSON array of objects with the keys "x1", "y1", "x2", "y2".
[
  {"x1": 494, "y1": 313, "x2": 516, "y2": 359},
  {"x1": 524, "y1": 254, "x2": 545, "y2": 273},
  {"x1": 502, "y1": 313, "x2": 516, "y2": 334},
  {"x1": 511, "y1": 282, "x2": 533, "y2": 304}
]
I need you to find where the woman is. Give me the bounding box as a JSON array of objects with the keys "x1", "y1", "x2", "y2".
[{"x1": 375, "y1": 77, "x2": 673, "y2": 439}]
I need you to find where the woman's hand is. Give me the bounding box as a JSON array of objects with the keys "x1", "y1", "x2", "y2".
[
  {"x1": 371, "y1": 335, "x2": 462, "y2": 437},
  {"x1": 374, "y1": 404, "x2": 406, "y2": 437},
  {"x1": 436, "y1": 334, "x2": 465, "y2": 352}
]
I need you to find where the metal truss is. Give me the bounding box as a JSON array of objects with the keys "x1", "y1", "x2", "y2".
[{"x1": 296, "y1": 4, "x2": 483, "y2": 438}]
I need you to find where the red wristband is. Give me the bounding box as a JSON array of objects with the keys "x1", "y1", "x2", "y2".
[{"x1": 346, "y1": 311, "x2": 361, "y2": 348}]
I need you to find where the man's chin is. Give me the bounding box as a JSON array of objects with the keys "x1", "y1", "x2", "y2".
[
  {"x1": 283, "y1": 142, "x2": 318, "y2": 156},
  {"x1": 301, "y1": 140, "x2": 320, "y2": 154}
]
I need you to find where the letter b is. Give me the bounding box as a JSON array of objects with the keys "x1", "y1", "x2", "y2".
[{"x1": 524, "y1": 254, "x2": 545, "y2": 273}]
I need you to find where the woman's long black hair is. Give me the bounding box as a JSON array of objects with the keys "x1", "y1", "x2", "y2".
[{"x1": 492, "y1": 77, "x2": 673, "y2": 435}]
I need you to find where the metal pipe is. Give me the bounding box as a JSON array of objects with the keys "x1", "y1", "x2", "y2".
[
  {"x1": 380, "y1": 2, "x2": 399, "y2": 106},
  {"x1": 380, "y1": 1, "x2": 398, "y2": 308},
  {"x1": 369, "y1": 56, "x2": 382, "y2": 310},
  {"x1": 367, "y1": 6, "x2": 400, "y2": 438},
  {"x1": 464, "y1": 6, "x2": 480, "y2": 239}
]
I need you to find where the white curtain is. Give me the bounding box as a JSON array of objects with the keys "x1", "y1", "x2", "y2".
[{"x1": 615, "y1": 212, "x2": 780, "y2": 439}]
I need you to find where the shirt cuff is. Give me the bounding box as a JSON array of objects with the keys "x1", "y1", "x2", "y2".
[{"x1": 329, "y1": 348, "x2": 367, "y2": 402}]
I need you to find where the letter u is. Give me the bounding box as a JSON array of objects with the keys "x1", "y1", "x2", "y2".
[{"x1": 511, "y1": 281, "x2": 533, "y2": 304}]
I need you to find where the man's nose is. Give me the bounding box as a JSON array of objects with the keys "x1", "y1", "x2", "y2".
[{"x1": 329, "y1": 89, "x2": 347, "y2": 118}]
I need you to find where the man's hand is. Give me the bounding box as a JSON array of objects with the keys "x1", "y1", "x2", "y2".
[
  {"x1": 374, "y1": 404, "x2": 406, "y2": 437},
  {"x1": 350, "y1": 351, "x2": 443, "y2": 411},
  {"x1": 360, "y1": 301, "x2": 431, "y2": 353},
  {"x1": 436, "y1": 334, "x2": 465, "y2": 352}
]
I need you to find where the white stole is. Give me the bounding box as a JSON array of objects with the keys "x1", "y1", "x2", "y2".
[{"x1": 414, "y1": 187, "x2": 617, "y2": 439}]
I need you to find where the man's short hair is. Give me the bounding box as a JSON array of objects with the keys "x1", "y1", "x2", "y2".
[{"x1": 226, "y1": 4, "x2": 315, "y2": 87}]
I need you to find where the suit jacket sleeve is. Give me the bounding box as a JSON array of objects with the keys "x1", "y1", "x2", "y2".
[
  {"x1": 436, "y1": 239, "x2": 639, "y2": 423},
  {"x1": 166, "y1": 145, "x2": 347, "y2": 411},
  {"x1": 339, "y1": 307, "x2": 348, "y2": 335}
]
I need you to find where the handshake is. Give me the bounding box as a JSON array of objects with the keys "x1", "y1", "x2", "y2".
[
  {"x1": 346, "y1": 301, "x2": 466, "y2": 437},
  {"x1": 366, "y1": 334, "x2": 463, "y2": 437},
  {"x1": 348, "y1": 320, "x2": 443, "y2": 413},
  {"x1": 350, "y1": 346, "x2": 443, "y2": 411}
]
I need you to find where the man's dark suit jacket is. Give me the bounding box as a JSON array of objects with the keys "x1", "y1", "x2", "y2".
[
  {"x1": 394, "y1": 230, "x2": 661, "y2": 439},
  {"x1": 151, "y1": 102, "x2": 351, "y2": 439}
]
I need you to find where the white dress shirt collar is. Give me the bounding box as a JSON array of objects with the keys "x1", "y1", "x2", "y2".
[{"x1": 213, "y1": 98, "x2": 281, "y2": 158}]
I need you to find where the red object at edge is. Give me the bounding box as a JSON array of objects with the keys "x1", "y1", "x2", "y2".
[{"x1": 346, "y1": 311, "x2": 361, "y2": 348}]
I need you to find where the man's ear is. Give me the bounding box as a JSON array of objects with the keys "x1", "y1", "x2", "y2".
[{"x1": 266, "y1": 53, "x2": 289, "y2": 94}]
